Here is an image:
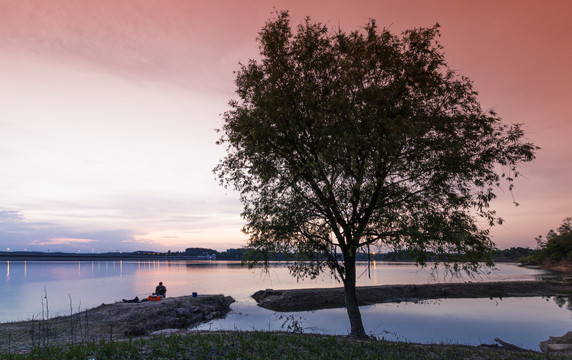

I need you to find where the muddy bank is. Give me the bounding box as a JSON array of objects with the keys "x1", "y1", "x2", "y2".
[
  {"x1": 252, "y1": 281, "x2": 572, "y2": 312},
  {"x1": 0, "y1": 294, "x2": 234, "y2": 353}
]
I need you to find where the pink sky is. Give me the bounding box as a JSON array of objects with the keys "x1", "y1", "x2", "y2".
[{"x1": 0, "y1": 0, "x2": 570, "y2": 252}]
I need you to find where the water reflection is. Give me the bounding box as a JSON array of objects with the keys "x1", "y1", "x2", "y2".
[
  {"x1": 553, "y1": 296, "x2": 572, "y2": 311},
  {"x1": 184, "y1": 260, "x2": 236, "y2": 269},
  {"x1": 196, "y1": 296, "x2": 572, "y2": 350},
  {"x1": 0, "y1": 260, "x2": 569, "y2": 351},
  {"x1": 0, "y1": 260, "x2": 564, "y2": 290}
]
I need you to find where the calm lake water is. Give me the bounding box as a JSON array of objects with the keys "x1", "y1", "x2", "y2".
[{"x1": 1, "y1": 260, "x2": 570, "y2": 350}]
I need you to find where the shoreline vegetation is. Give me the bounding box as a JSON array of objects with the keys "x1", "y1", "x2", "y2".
[
  {"x1": 2, "y1": 332, "x2": 569, "y2": 360},
  {"x1": 521, "y1": 218, "x2": 572, "y2": 274},
  {"x1": 1, "y1": 281, "x2": 571, "y2": 357},
  {"x1": 2, "y1": 331, "x2": 567, "y2": 360}
]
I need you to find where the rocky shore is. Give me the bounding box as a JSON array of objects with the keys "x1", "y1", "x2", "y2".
[
  {"x1": 252, "y1": 280, "x2": 572, "y2": 312},
  {"x1": 0, "y1": 294, "x2": 234, "y2": 353},
  {"x1": 539, "y1": 261, "x2": 572, "y2": 273}
]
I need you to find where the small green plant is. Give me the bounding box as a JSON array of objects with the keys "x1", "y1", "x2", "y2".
[{"x1": 276, "y1": 314, "x2": 305, "y2": 333}]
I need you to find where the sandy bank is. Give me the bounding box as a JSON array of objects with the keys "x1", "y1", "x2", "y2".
[{"x1": 252, "y1": 280, "x2": 572, "y2": 312}]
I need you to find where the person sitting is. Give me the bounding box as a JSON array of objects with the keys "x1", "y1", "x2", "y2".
[{"x1": 155, "y1": 281, "x2": 167, "y2": 298}]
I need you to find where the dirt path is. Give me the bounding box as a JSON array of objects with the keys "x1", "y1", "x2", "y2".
[{"x1": 252, "y1": 280, "x2": 572, "y2": 312}]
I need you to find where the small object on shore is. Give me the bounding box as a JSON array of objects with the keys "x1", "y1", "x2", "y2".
[
  {"x1": 192, "y1": 292, "x2": 198, "y2": 297},
  {"x1": 122, "y1": 296, "x2": 140, "y2": 303}
]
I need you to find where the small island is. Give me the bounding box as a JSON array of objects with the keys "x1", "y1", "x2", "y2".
[{"x1": 252, "y1": 281, "x2": 572, "y2": 312}]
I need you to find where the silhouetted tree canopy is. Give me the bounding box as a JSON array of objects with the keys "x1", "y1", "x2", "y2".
[
  {"x1": 528, "y1": 218, "x2": 572, "y2": 263},
  {"x1": 215, "y1": 11, "x2": 537, "y2": 336}
]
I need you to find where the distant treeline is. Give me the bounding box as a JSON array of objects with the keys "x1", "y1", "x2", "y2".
[
  {"x1": 521, "y1": 217, "x2": 572, "y2": 266},
  {"x1": 181, "y1": 247, "x2": 248, "y2": 260},
  {"x1": 185, "y1": 246, "x2": 538, "y2": 262},
  {"x1": 0, "y1": 246, "x2": 541, "y2": 263},
  {"x1": 0, "y1": 248, "x2": 249, "y2": 261},
  {"x1": 491, "y1": 247, "x2": 538, "y2": 262}
]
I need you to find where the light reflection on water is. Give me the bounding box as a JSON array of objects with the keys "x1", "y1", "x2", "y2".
[
  {"x1": 199, "y1": 296, "x2": 571, "y2": 348},
  {"x1": 1, "y1": 260, "x2": 569, "y2": 350}
]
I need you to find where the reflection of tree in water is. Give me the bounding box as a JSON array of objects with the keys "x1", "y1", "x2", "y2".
[
  {"x1": 553, "y1": 296, "x2": 572, "y2": 311},
  {"x1": 536, "y1": 272, "x2": 566, "y2": 282}
]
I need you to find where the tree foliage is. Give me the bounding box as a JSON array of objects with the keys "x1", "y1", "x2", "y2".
[
  {"x1": 529, "y1": 218, "x2": 572, "y2": 263},
  {"x1": 215, "y1": 11, "x2": 537, "y2": 336}
]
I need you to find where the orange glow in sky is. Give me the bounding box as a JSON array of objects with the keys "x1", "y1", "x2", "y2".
[{"x1": 0, "y1": 0, "x2": 570, "y2": 252}]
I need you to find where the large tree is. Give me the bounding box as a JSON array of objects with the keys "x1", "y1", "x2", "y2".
[{"x1": 215, "y1": 11, "x2": 537, "y2": 337}]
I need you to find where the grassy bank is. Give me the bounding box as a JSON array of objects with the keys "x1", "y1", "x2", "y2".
[{"x1": 0, "y1": 331, "x2": 565, "y2": 360}]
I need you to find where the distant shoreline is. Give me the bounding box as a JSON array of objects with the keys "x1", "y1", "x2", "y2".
[
  {"x1": 0, "y1": 252, "x2": 554, "y2": 265},
  {"x1": 0, "y1": 253, "x2": 215, "y2": 261},
  {"x1": 0, "y1": 254, "x2": 528, "y2": 264}
]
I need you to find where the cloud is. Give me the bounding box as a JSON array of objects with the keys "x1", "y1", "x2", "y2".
[
  {"x1": 0, "y1": 0, "x2": 261, "y2": 92},
  {"x1": 1, "y1": 0, "x2": 568, "y2": 253},
  {"x1": 30, "y1": 237, "x2": 96, "y2": 246},
  {"x1": 0, "y1": 210, "x2": 23, "y2": 222},
  {"x1": 0, "y1": 209, "x2": 143, "y2": 252},
  {"x1": 0, "y1": 207, "x2": 244, "y2": 252}
]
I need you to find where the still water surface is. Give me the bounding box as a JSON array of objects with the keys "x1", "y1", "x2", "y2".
[{"x1": 1, "y1": 260, "x2": 570, "y2": 350}]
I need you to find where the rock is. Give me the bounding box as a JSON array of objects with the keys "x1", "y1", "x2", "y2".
[
  {"x1": 150, "y1": 329, "x2": 180, "y2": 336},
  {"x1": 191, "y1": 313, "x2": 205, "y2": 322},
  {"x1": 539, "y1": 331, "x2": 572, "y2": 354},
  {"x1": 176, "y1": 307, "x2": 191, "y2": 317},
  {"x1": 547, "y1": 344, "x2": 572, "y2": 352}
]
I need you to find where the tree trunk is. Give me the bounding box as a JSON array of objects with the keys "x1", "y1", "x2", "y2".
[{"x1": 342, "y1": 257, "x2": 366, "y2": 337}]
